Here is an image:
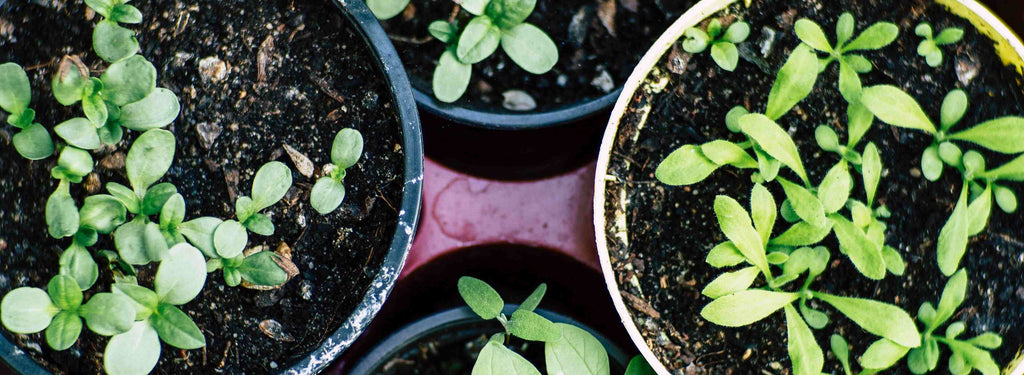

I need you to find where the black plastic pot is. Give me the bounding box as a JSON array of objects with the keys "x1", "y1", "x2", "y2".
[
  {"x1": 345, "y1": 305, "x2": 631, "y2": 375},
  {"x1": 0, "y1": 0, "x2": 424, "y2": 373}
]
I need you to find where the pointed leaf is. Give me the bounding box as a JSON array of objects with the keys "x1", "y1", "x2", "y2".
[
  {"x1": 706, "y1": 242, "x2": 746, "y2": 268},
  {"x1": 765, "y1": 44, "x2": 820, "y2": 120},
  {"x1": 656, "y1": 145, "x2": 719, "y2": 185},
  {"x1": 770, "y1": 220, "x2": 833, "y2": 247},
  {"x1": 151, "y1": 304, "x2": 205, "y2": 349},
  {"x1": 714, "y1": 196, "x2": 770, "y2": 276},
  {"x1": 458, "y1": 276, "x2": 504, "y2": 320},
  {"x1": 860, "y1": 85, "x2": 936, "y2": 134},
  {"x1": 937, "y1": 187, "x2": 970, "y2": 276},
  {"x1": 784, "y1": 304, "x2": 824, "y2": 375},
  {"x1": 702, "y1": 266, "x2": 760, "y2": 299},
  {"x1": 862, "y1": 142, "x2": 882, "y2": 204},
  {"x1": 740, "y1": 115, "x2": 809, "y2": 183},
  {"x1": 843, "y1": 22, "x2": 899, "y2": 51},
  {"x1": 778, "y1": 178, "x2": 825, "y2": 227},
  {"x1": 750, "y1": 184, "x2": 777, "y2": 245},
  {"x1": 949, "y1": 117, "x2": 1024, "y2": 154},
  {"x1": 237, "y1": 252, "x2": 288, "y2": 286},
  {"x1": 509, "y1": 309, "x2": 561, "y2": 342},
  {"x1": 830, "y1": 215, "x2": 886, "y2": 280},
  {"x1": 795, "y1": 19, "x2": 832, "y2": 52},
  {"x1": 816, "y1": 293, "x2": 921, "y2": 347},
  {"x1": 860, "y1": 339, "x2": 910, "y2": 369},
  {"x1": 518, "y1": 283, "x2": 547, "y2": 313},
  {"x1": 701, "y1": 290, "x2": 798, "y2": 327},
  {"x1": 819, "y1": 161, "x2": 852, "y2": 214},
  {"x1": 967, "y1": 185, "x2": 992, "y2": 236}
]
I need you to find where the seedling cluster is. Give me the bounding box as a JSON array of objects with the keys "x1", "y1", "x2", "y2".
[
  {"x1": 682, "y1": 19, "x2": 750, "y2": 71},
  {"x1": 656, "y1": 10, "x2": 1011, "y2": 375},
  {"x1": 311, "y1": 128, "x2": 364, "y2": 214},
  {"x1": 456, "y1": 277, "x2": 656, "y2": 375},
  {"x1": 916, "y1": 23, "x2": 965, "y2": 67}
]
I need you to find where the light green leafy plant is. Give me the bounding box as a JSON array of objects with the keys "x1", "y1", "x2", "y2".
[
  {"x1": 795, "y1": 13, "x2": 898, "y2": 102},
  {"x1": 367, "y1": 0, "x2": 410, "y2": 20},
  {"x1": 205, "y1": 251, "x2": 289, "y2": 288},
  {"x1": 84, "y1": 0, "x2": 144, "y2": 62},
  {"x1": 682, "y1": 19, "x2": 750, "y2": 71},
  {"x1": 915, "y1": 23, "x2": 964, "y2": 67},
  {"x1": 428, "y1": 0, "x2": 558, "y2": 103},
  {"x1": 207, "y1": 161, "x2": 293, "y2": 260},
  {"x1": 0, "y1": 63, "x2": 55, "y2": 160},
  {"x1": 311, "y1": 128, "x2": 363, "y2": 214}
]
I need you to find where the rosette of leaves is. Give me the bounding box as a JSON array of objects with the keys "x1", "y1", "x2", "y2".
[
  {"x1": 0, "y1": 274, "x2": 136, "y2": 351},
  {"x1": 428, "y1": 0, "x2": 559, "y2": 103},
  {"x1": 106, "y1": 243, "x2": 209, "y2": 375},
  {"x1": 700, "y1": 187, "x2": 921, "y2": 375},
  {"x1": 206, "y1": 161, "x2": 293, "y2": 260},
  {"x1": 52, "y1": 55, "x2": 181, "y2": 148},
  {"x1": 681, "y1": 19, "x2": 750, "y2": 71},
  {"x1": 915, "y1": 23, "x2": 964, "y2": 67},
  {"x1": 859, "y1": 85, "x2": 1024, "y2": 274},
  {"x1": 794, "y1": 13, "x2": 898, "y2": 102},
  {"x1": 84, "y1": 0, "x2": 144, "y2": 62},
  {"x1": 311, "y1": 128, "x2": 363, "y2": 214},
  {"x1": 458, "y1": 276, "x2": 614, "y2": 375},
  {"x1": 367, "y1": 0, "x2": 410, "y2": 20},
  {"x1": 0, "y1": 63, "x2": 55, "y2": 160},
  {"x1": 204, "y1": 250, "x2": 289, "y2": 288}
]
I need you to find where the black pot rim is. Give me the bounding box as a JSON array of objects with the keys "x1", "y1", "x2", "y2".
[
  {"x1": 0, "y1": 0, "x2": 424, "y2": 373},
  {"x1": 414, "y1": 85, "x2": 621, "y2": 130},
  {"x1": 347, "y1": 304, "x2": 631, "y2": 374}
]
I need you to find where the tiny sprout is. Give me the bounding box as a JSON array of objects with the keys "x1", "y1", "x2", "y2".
[
  {"x1": 311, "y1": 128, "x2": 364, "y2": 214},
  {"x1": 795, "y1": 13, "x2": 898, "y2": 102},
  {"x1": 206, "y1": 251, "x2": 289, "y2": 288},
  {"x1": 0, "y1": 63, "x2": 55, "y2": 160},
  {"x1": 367, "y1": 0, "x2": 410, "y2": 20},
  {"x1": 915, "y1": 23, "x2": 964, "y2": 67},
  {"x1": 682, "y1": 19, "x2": 750, "y2": 71},
  {"x1": 214, "y1": 161, "x2": 294, "y2": 258},
  {"x1": 84, "y1": 0, "x2": 143, "y2": 62},
  {"x1": 429, "y1": 0, "x2": 558, "y2": 103}
]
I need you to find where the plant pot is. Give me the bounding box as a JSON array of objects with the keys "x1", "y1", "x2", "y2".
[
  {"x1": 0, "y1": 0, "x2": 422, "y2": 373},
  {"x1": 344, "y1": 304, "x2": 631, "y2": 374},
  {"x1": 594, "y1": 0, "x2": 1024, "y2": 373}
]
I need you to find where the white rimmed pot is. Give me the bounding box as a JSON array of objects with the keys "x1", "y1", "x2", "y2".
[{"x1": 592, "y1": 0, "x2": 1024, "y2": 373}]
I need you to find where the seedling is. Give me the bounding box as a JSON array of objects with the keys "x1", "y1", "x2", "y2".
[
  {"x1": 682, "y1": 19, "x2": 750, "y2": 71},
  {"x1": 367, "y1": 0, "x2": 410, "y2": 20},
  {"x1": 0, "y1": 63, "x2": 55, "y2": 160},
  {"x1": 458, "y1": 276, "x2": 615, "y2": 374},
  {"x1": 311, "y1": 128, "x2": 363, "y2": 214},
  {"x1": 84, "y1": 0, "x2": 143, "y2": 62},
  {"x1": 212, "y1": 161, "x2": 294, "y2": 259},
  {"x1": 205, "y1": 251, "x2": 289, "y2": 288},
  {"x1": 428, "y1": 0, "x2": 558, "y2": 103},
  {"x1": 795, "y1": 13, "x2": 898, "y2": 102},
  {"x1": 915, "y1": 23, "x2": 964, "y2": 67}
]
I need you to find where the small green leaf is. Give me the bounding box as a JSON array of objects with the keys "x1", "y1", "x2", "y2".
[
  {"x1": 770, "y1": 221, "x2": 833, "y2": 247},
  {"x1": 949, "y1": 117, "x2": 1024, "y2": 154},
  {"x1": 656, "y1": 145, "x2": 719, "y2": 186},
  {"x1": 93, "y1": 20, "x2": 139, "y2": 63},
  {"x1": 109, "y1": 4, "x2": 143, "y2": 23},
  {"x1": 457, "y1": 16, "x2": 501, "y2": 64},
  {"x1": 937, "y1": 187, "x2": 970, "y2": 276},
  {"x1": 311, "y1": 177, "x2": 346, "y2": 215},
  {"x1": 213, "y1": 220, "x2": 248, "y2": 259},
  {"x1": 78, "y1": 293, "x2": 135, "y2": 336},
  {"x1": 624, "y1": 356, "x2": 656, "y2": 375},
  {"x1": 934, "y1": 28, "x2": 965, "y2": 45},
  {"x1": 701, "y1": 290, "x2": 797, "y2": 327},
  {"x1": 366, "y1": 0, "x2": 410, "y2": 20},
  {"x1": 815, "y1": 293, "x2": 921, "y2": 347},
  {"x1": 837, "y1": 59, "x2": 862, "y2": 102},
  {"x1": 331, "y1": 128, "x2": 364, "y2": 169},
  {"x1": 13, "y1": 123, "x2": 55, "y2": 160},
  {"x1": 830, "y1": 215, "x2": 886, "y2": 280},
  {"x1": 485, "y1": 0, "x2": 535, "y2": 28},
  {"x1": 862, "y1": 142, "x2": 882, "y2": 204},
  {"x1": 433, "y1": 49, "x2": 472, "y2": 103},
  {"x1": 1, "y1": 287, "x2": 59, "y2": 334},
  {"x1": 860, "y1": 338, "x2": 909, "y2": 370},
  {"x1": 710, "y1": 42, "x2": 739, "y2": 71},
  {"x1": 52, "y1": 56, "x2": 90, "y2": 106},
  {"x1": 55, "y1": 118, "x2": 102, "y2": 150},
  {"x1": 251, "y1": 161, "x2": 293, "y2": 211},
  {"x1": 141, "y1": 182, "x2": 178, "y2": 216},
  {"x1": 968, "y1": 333, "x2": 1003, "y2": 349},
  {"x1": 860, "y1": 85, "x2": 936, "y2": 134},
  {"x1": 922, "y1": 145, "x2": 944, "y2": 181},
  {"x1": 83, "y1": 93, "x2": 108, "y2": 128},
  {"x1": 151, "y1": 304, "x2": 205, "y2": 349},
  {"x1": 784, "y1": 305, "x2": 824, "y2": 375},
  {"x1": 243, "y1": 213, "x2": 274, "y2": 236},
  {"x1": 714, "y1": 196, "x2": 770, "y2": 276},
  {"x1": 724, "y1": 22, "x2": 750, "y2": 44},
  {"x1": 47, "y1": 274, "x2": 83, "y2": 310},
  {"x1": 544, "y1": 323, "x2": 610, "y2": 375},
  {"x1": 112, "y1": 283, "x2": 159, "y2": 321},
  {"x1": 799, "y1": 303, "x2": 829, "y2": 329},
  {"x1": 740, "y1": 114, "x2": 809, "y2": 183},
  {"x1": 100, "y1": 55, "x2": 156, "y2": 106},
  {"x1": 237, "y1": 252, "x2": 288, "y2": 286},
  {"x1": 815, "y1": 125, "x2": 839, "y2": 151},
  {"x1": 158, "y1": 194, "x2": 185, "y2": 230},
  {"x1": 765, "y1": 44, "x2": 820, "y2": 120},
  {"x1": 681, "y1": 28, "x2": 710, "y2": 53},
  {"x1": 155, "y1": 244, "x2": 207, "y2": 305},
  {"x1": 981, "y1": 153, "x2": 1024, "y2": 181},
  {"x1": 795, "y1": 19, "x2": 832, "y2": 52},
  {"x1": 940, "y1": 90, "x2": 968, "y2": 131},
  {"x1": 79, "y1": 195, "x2": 127, "y2": 234},
  {"x1": 104, "y1": 322, "x2": 161, "y2": 375},
  {"x1": 60, "y1": 244, "x2": 99, "y2": 290},
  {"x1": 179, "y1": 217, "x2": 223, "y2": 258},
  {"x1": 46, "y1": 311, "x2": 83, "y2": 350},
  {"x1": 843, "y1": 22, "x2": 899, "y2": 51},
  {"x1": 461, "y1": 0, "x2": 492, "y2": 16},
  {"x1": 46, "y1": 186, "x2": 80, "y2": 239},
  {"x1": 473, "y1": 340, "x2": 542, "y2": 375},
  {"x1": 115, "y1": 217, "x2": 168, "y2": 264},
  {"x1": 753, "y1": 146, "x2": 781, "y2": 182},
  {"x1": 126, "y1": 129, "x2": 176, "y2": 196},
  {"x1": 750, "y1": 184, "x2": 776, "y2": 245},
  {"x1": 428, "y1": 21, "x2": 457, "y2": 43},
  {"x1": 777, "y1": 178, "x2": 825, "y2": 227},
  {"x1": 518, "y1": 283, "x2": 547, "y2": 313},
  {"x1": 118, "y1": 88, "x2": 181, "y2": 131},
  {"x1": 508, "y1": 309, "x2": 561, "y2": 342},
  {"x1": 235, "y1": 196, "x2": 255, "y2": 224},
  {"x1": 706, "y1": 242, "x2": 746, "y2": 268},
  {"x1": 932, "y1": 269, "x2": 967, "y2": 330},
  {"x1": 458, "y1": 276, "x2": 504, "y2": 320},
  {"x1": 502, "y1": 23, "x2": 558, "y2": 74},
  {"x1": 967, "y1": 185, "x2": 992, "y2": 236},
  {"x1": 0, "y1": 63, "x2": 31, "y2": 114},
  {"x1": 818, "y1": 161, "x2": 852, "y2": 214},
  {"x1": 55, "y1": 146, "x2": 94, "y2": 180},
  {"x1": 946, "y1": 340, "x2": 1000, "y2": 375},
  {"x1": 702, "y1": 266, "x2": 759, "y2": 299},
  {"x1": 831, "y1": 334, "x2": 852, "y2": 375},
  {"x1": 993, "y1": 185, "x2": 1018, "y2": 213},
  {"x1": 882, "y1": 246, "x2": 905, "y2": 276}
]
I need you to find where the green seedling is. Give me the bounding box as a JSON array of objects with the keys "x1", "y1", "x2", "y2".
[
  {"x1": 795, "y1": 13, "x2": 898, "y2": 102},
  {"x1": 311, "y1": 128, "x2": 363, "y2": 214},
  {"x1": 208, "y1": 161, "x2": 293, "y2": 259},
  {"x1": 205, "y1": 251, "x2": 289, "y2": 288},
  {"x1": 458, "y1": 276, "x2": 614, "y2": 375},
  {"x1": 0, "y1": 274, "x2": 136, "y2": 351},
  {"x1": 915, "y1": 23, "x2": 964, "y2": 67},
  {"x1": 105, "y1": 243, "x2": 208, "y2": 375},
  {"x1": 52, "y1": 55, "x2": 181, "y2": 147},
  {"x1": 429, "y1": 0, "x2": 558, "y2": 103},
  {"x1": 368, "y1": 0, "x2": 410, "y2": 20},
  {"x1": 0, "y1": 63, "x2": 55, "y2": 160},
  {"x1": 84, "y1": 0, "x2": 143, "y2": 62},
  {"x1": 682, "y1": 19, "x2": 750, "y2": 71}
]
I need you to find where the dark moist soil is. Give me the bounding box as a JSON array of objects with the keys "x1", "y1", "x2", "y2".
[
  {"x1": 0, "y1": 0, "x2": 405, "y2": 373},
  {"x1": 604, "y1": 0, "x2": 1024, "y2": 373},
  {"x1": 380, "y1": 0, "x2": 691, "y2": 112}
]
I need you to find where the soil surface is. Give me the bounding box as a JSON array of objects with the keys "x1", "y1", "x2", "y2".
[
  {"x1": 380, "y1": 0, "x2": 691, "y2": 113},
  {"x1": 0, "y1": 0, "x2": 405, "y2": 373},
  {"x1": 603, "y1": 0, "x2": 1024, "y2": 373},
  {"x1": 373, "y1": 329, "x2": 546, "y2": 375}
]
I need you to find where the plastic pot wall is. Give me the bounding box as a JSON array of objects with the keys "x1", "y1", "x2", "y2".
[
  {"x1": 0, "y1": 0, "x2": 424, "y2": 373},
  {"x1": 592, "y1": 0, "x2": 1024, "y2": 373}
]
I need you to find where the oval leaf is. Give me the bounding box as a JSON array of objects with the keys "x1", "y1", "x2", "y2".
[
  {"x1": 0, "y1": 287, "x2": 58, "y2": 334},
  {"x1": 55, "y1": 118, "x2": 102, "y2": 150},
  {"x1": 126, "y1": 129, "x2": 176, "y2": 194},
  {"x1": 155, "y1": 244, "x2": 208, "y2": 305},
  {"x1": 702, "y1": 266, "x2": 760, "y2": 299},
  {"x1": 237, "y1": 252, "x2": 288, "y2": 286},
  {"x1": 79, "y1": 292, "x2": 135, "y2": 336},
  {"x1": 830, "y1": 215, "x2": 886, "y2": 280},
  {"x1": 433, "y1": 50, "x2": 472, "y2": 103},
  {"x1": 118, "y1": 88, "x2": 181, "y2": 131},
  {"x1": 457, "y1": 17, "x2": 501, "y2": 64},
  {"x1": 0, "y1": 63, "x2": 30, "y2": 113},
  {"x1": 860, "y1": 85, "x2": 936, "y2": 134},
  {"x1": 765, "y1": 44, "x2": 820, "y2": 120},
  {"x1": 311, "y1": 177, "x2": 346, "y2": 215},
  {"x1": 473, "y1": 340, "x2": 542, "y2": 375},
  {"x1": 656, "y1": 145, "x2": 719, "y2": 186},
  {"x1": 104, "y1": 322, "x2": 161, "y2": 375},
  {"x1": 331, "y1": 128, "x2": 364, "y2": 169},
  {"x1": 213, "y1": 220, "x2": 248, "y2": 259},
  {"x1": 458, "y1": 276, "x2": 504, "y2": 320},
  {"x1": 700, "y1": 290, "x2": 798, "y2": 327},
  {"x1": 502, "y1": 23, "x2": 558, "y2": 74},
  {"x1": 13, "y1": 123, "x2": 55, "y2": 160},
  {"x1": 937, "y1": 187, "x2": 970, "y2": 276},
  {"x1": 251, "y1": 161, "x2": 293, "y2": 211},
  {"x1": 508, "y1": 309, "x2": 561, "y2": 342},
  {"x1": 544, "y1": 323, "x2": 610, "y2": 375},
  {"x1": 46, "y1": 311, "x2": 83, "y2": 351},
  {"x1": 151, "y1": 304, "x2": 205, "y2": 349},
  {"x1": 93, "y1": 21, "x2": 139, "y2": 63},
  {"x1": 816, "y1": 293, "x2": 921, "y2": 347},
  {"x1": 100, "y1": 55, "x2": 156, "y2": 106}
]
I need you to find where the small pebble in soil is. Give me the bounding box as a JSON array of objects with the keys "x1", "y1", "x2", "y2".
[
  {"x1": 557, "y1": 74, "x2": 568, "y2": 87},
  {"x1": 196, "y1": 122, "x2": 223, "y2": 149},
  {"x1": 502, "y1": 90, "x2": 537, "y2": 111},
  {"x1": 957, "y1": 56, "x2": 980, "y2": 86},
  {"x1": 301, "y1": 280, "x2": 313, "y2": 300},
  {"x1": 269, "y1": 361, "x2": 278, "y2": 369},
  {"x1": 592, "y1": 70, "x2": 615, "y2": 93},
  {"x1": 259, "y1": 319, "x2": 295, "y2": 342},
  {"x1": 198, "y1": 56, "x2": 228, "y2": 82},
  {"x1": 758, "y1": 26, "x2": 778, "y2": 58},
  {"x1": 568, "y1": 6, "x2": 591, "y2": 49}
]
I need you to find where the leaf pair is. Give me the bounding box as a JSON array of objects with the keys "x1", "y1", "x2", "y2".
[
  {"x1": 429, "y1": 0, "x2": 557, "y2": 103},
  {"x1": 682, "y1": 19, "x2": 750, "y2": 71},
  {"x1": 214, "y1": 162, "x2": 294, "y2": 258},
  {"x1": 795, "y1": 13, "x2": 898, "y2": 102},
  {"x1": 206, "y1": 251, "x2": 289, "y2": 288},
  {"x1": 654, "y1": 140, "x2": 756, "y2": 186},
  {"x1": 0, "y1": 275, "x2": 135, "y2": 351},
  {"x1": 311, "y1": 129, "x2": 363, "y2": 214},
  {"x1": 110, "y1": 130, "x2": 180, "y2": 265},
  {"x1": 0, "y1": 63, "x2": 55, "y2": 160},
  {"x1": 915, "y1": 23, "x2": 964, "y2": 67},
  {"x1": 85, "y1": 0, "x2": 143, "y2": 62}
]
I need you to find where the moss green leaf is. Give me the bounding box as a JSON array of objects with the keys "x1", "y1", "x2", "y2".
[
  {"x1": 508, "y1": 309, "x2": 561, "y2": 342},
  {"x1": 457, "y1": 17, "x2": 501, "y2": 64},
  {"x1": 179, "y1": 217, "x2": 223, "y2": 258},
  {"x1": 213, "y1": 220, "x2": 247, "y2": 259},
  {"x1": 331, "y1": 128, "x2": 364, "y2": 169},
  {"x1": 517, "y1": 283, "x2": 546, "y2": 313},
  {"x1": 100, "y1": 55, "x2": 156, "y2": 106},
  {"x1": 60, "y1": 244, "x2": 99, "y2": 290},
  {"x1": 366, "y1": 0, "x2": 410, "y2": 20},
  {"x1": 311, "y1": 177, "x2": 346, "y2": 215},
  {"x1": 238, "y1": 252, "x2": 288, "y2": 286},
  {"x1": 79, "y1": 195, "x2": 127, "y2": 234},
  {"x1": 473, "y1": 340, "x2": 541, "y2": 375},
  {"x1": 486, "y1": 0, "x2": 535, "y2": 28},
  {"x1": 0, "y1": 63, "x2": 30, "y2": 114},
  {"x1": 104, "y1": 322, "x2": 161, "y2": 375},
  {"x1": 79, "y1": 293, "x2": 135, "y2": 336},
  {"x1": 151, "y1": 304, "x2": 205, "y2": 349},
  {"x1": 126, "y1": 129, "x2": 175, "y2": 195},
  {"x1": 56, "y1": 118, "x2": 102, "y2": 150},
  {"x1": 428, "y1": 21, "x2": 457, "y2": 43},
  {"x1": 118, "y1": 88, "x2": 181, "y2": 130},
  {"x1": 46, "y1": 185, "x2": 80, "y2": 239},
  {"x1": 52, "y1": 56, "x2": 90, "y2": 106},
  {"x1": 155, "y1": 244, "x2": 207, "y2": 305},
  {"x1": 251, "y1": 161, "x2": 292, "y2": 211},
  {"x1": 112, "y1": 283, "x2": 159, "y2": 321},
  {"x1": 93, "y1": 21, "x2": 139, "y2": 63},
  {"x1": 45, "y1": 311, "x2": 83, "y2": 350},
  {"x1": 13, "y1": 123, "x2": 55, "y2": 160}
]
